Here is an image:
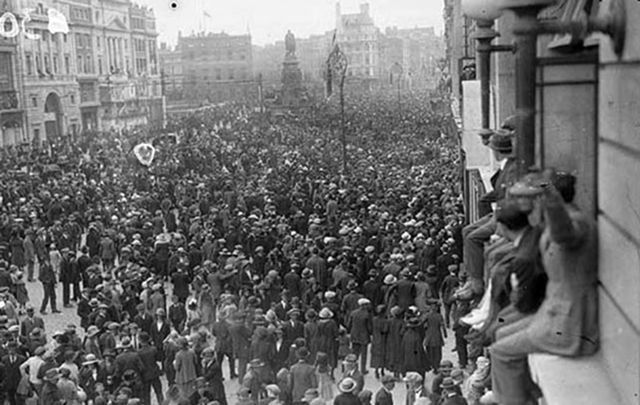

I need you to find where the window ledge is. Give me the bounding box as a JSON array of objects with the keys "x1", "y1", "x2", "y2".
[{"x1": 528, "y1": 353, "x2": 624, "y2": 405}]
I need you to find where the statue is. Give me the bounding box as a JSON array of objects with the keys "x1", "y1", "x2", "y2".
[{"x1": 285, "y1": 30, "x2": 296, "y2": 57}]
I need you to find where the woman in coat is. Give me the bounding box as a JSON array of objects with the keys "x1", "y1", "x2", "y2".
[
  {"x1": 173, "y1": 337, "x2": 199, "y2": 397},
  {"x1": 370, "y1": 305, "x2": 389, "y2": 378},
  {"x1": 201, "y1": 348, "x2": 227, "y2": 405},
  {"x1": 400, "y1": 317, "x2": 426, "y2": 376},
  {"x1": 422, "y1": 304, "x2": 447, "y2": 373},
  {"x1": 384, "y1": 306, "x2": 404, "y2": 376},
  {"x1": 315, "y1": 308, "x2": 339, "y2": 371}
]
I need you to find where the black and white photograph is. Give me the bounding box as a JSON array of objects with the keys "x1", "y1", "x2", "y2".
[{"x1": 0, "y1": 0, "x2": 636, "y2": 404}]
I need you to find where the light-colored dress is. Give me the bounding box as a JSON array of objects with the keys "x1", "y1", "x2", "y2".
[{"x1": 316, "y1": 368, "x2": 334, "y2": 402}]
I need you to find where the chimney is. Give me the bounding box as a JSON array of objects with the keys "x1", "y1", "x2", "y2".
[{"x1": 360, "y1": 3, "x2": 370, "y2": 16}]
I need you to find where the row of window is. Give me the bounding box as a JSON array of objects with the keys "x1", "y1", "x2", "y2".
[
  {"x1": 187, "y1": 68, "x2": 249, "y2": 81},
  {"x1": 187, "y1": 50, "x2": 247, "y2": 61}
]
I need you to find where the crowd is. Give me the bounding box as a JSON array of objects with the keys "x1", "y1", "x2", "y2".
[{"x1": 0, "y1": 87, "x2": 594, "y2": 405}]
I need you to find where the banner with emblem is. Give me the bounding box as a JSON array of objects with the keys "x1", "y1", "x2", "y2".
[{"x1": 133, "y1": 143, "x2": 156, "y2": 166}]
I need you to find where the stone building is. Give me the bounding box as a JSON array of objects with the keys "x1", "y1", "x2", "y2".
[
  {"x1": 0, "y1": 0, "x2": 27, "y2": 147},
  {"x1": 175, "y1": 32, "x2": 255, "y2": 104}
]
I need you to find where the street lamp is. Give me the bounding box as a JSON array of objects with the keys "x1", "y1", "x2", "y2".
[
  {"x1": 462, "y1": 0, "x2": 515, "y2": 133},
  {"x1": 327, "y1": 43, "x2": 348, "y2": 173}
]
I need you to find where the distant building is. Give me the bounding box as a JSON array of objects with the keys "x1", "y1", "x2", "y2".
[
  {"x1": 335, "y1": 3, "x2": 382, "y2": 91},
  {"x1": 174, "y1": 32, "x2": 255, "y2": 104},
  {"x1": 159, "y1": 43, "x2": 183, "y2": 98}
]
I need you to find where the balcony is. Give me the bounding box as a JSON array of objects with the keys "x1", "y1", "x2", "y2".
[{"x1": 0, "y1": 90, "x2": 19, "y2": 111}]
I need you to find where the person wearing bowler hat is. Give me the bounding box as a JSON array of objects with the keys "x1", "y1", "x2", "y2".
[
  {"x1": 290, "y1": 347, "x2": 317, "y2": 405},
  {"x1": 462, "y1": 124, "x2": 518, "y2": 299},
  {"x1": 334, "y1": 378, "x2": 360, "y2": 405},
  {"x1": 20, "y1": 306, "x2": 44, "y2": 338},
  {"x1": 347, "y1": 298, "x2": 372, "y2": 375},
  {"x1": 439, "y1": 377, "x2": 468, "y2": 405},
  {"x1": 315, "y1": 308, "x2": 338, "y2": 372},
  {"x1": 2, "y1": 340, "x2": 26, "y2": 405}
]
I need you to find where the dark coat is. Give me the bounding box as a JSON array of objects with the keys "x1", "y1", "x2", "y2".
[
  {"x1": 202, "y1": 358, "x2": 227, "y2": 405},
  {"x1": 348, "y1": 308, "x2": 372, "y2": 345},
  {"x1": 401, "y1": 323, "x2": 427, "y2": 375},
  {"x1": 171, "y1": 271, "x2": 191, "y2": 300},
  {"x1": 1, "y1": 353, "x2": 26, "y2": 389},
  {"x1": 114, "y1": 350, "x2": 145, "y2": 378},
  {"x1": 289, "y1": 361, "x2": 317, "y2": 402},
  {"x1": 228, "y1": 320, "x2": 252, "y2": 360},
  {"x1": 370, "y1": 317, "x2": 389, "y2": 368},
  {"x1": 385, "y1": 317, "x2": 404, "y2": 371},
  {"x1": 150, "y1": 321, "x2": 171, "y2": 351},
  {"x1": 316, "y1": 318, "x2": 338, "y2": 367},
  {"x1": 396, "y1": 279, "x2": 415, "y2": 310},
  {"x1": 334, "y1": 392, "x2": 360, "y2": 405},
  {"x1": 374, "y1": 387, "x2": 394, "y2": 405},
  {"x1": 138, "y1": 345, "x2": 162, "y2": 381}
]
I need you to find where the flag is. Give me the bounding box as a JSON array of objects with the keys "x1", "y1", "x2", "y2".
[{"x1": 133, "y1": 143, "x2": 156, "y2": 166}]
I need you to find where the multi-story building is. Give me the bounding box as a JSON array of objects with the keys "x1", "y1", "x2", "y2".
[
  {"x1": 0, "y1": 0, "x2": 27, "y2": 147},
  {"x1": 158, "y1": 42, "x2": 182, "y2": 98},
  {"x1": 9, "y1": 0, "x2": 163, "y2": 146},
  {"x1": 174, "y1": 32, "x2": 255, "y2": 104},
  {"x1": 335, "y1": 3, "x2": 382, "y2": 91},
  {"x1": 382, "y1": 27, "x2": 444, "y2": 91}
]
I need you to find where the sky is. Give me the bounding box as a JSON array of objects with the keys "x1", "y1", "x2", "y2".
[{"x1": 140, "y1": 0, "x2": 445, "y2": 47}]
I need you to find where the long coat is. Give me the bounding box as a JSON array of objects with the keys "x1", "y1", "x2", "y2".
[
  {"x1": 400, "y1": 323, "x2": 426, "y2": 375},
  {"x1": 316, "y1": 319, "x2": 339, "y2": 368},
  {"x1": 202, "y1": 358, "x2": 227, "y2": 405},
  {"x1": 348, "y1": 308, "x2": 372, "y2": 345},
  {"x1": 385, "y1": 317, "x2": 404, "y2": 372},
  {"x1": 289, "y1": 361, "x2": 317, "y2": 402},
  {"x1": 370, "y1": 317, "x2": 388, "y2": 368},
  {"x1": 174, "y1": 348, "x2": 198, "y2": 384},
  {"x1": 523, "y1": 197, "x2": 598, "y2": 355}
]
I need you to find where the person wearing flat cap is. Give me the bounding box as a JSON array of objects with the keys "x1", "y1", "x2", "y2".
[
  {"x1": 347, "y1": 298, "x2": 372, "y2": 375},
  {"x1": 281, "y1": 308, "x2": 304, "y2": 365},
  {"x1": 374, "y1": 375, "x2": 396, "y2": 405}
]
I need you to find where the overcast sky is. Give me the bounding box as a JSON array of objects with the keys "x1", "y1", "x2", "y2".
[{"x1": 141, "y1": 0, "x2": 445, "y2": 47}]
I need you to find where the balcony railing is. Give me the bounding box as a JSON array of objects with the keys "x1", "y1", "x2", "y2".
[{"x1": 0, "y1": 90, "x2": 19, "y2": 110}]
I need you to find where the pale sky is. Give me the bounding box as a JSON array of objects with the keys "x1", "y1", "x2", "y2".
[{"x1": 140, "y1": 0, "x2": 445, "y2": 47}]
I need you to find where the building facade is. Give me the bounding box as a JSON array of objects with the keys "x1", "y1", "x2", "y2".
[
  {"x1": 0, "y1": 0, "x2": 27, "y2": 148},
  {"x1": 174, "y1": 32, "x2": 255, "y2": 104},
  {"x1": 3, "y1": 0, "x2": 163, "y2": 147}
]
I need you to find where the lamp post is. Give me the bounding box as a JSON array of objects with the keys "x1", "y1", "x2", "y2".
[
  {"x1": 462, "y1": 0, "x2": 515, "y2": 134},
  {"x1": 328, "y1": 44, "x2": 348, "y2": 173}
]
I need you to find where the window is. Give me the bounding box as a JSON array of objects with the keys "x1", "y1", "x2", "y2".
[
  {"x1": 95, "y1": 11, "x2": 99, "y2": 20},
  {"x1": 53, "y1": 56, "x2": 58, "y2": 73},
  {"x1": 85, "y1": 34, "x2": 91, "y2": 49},
  {"x1": 96, "y1": 36, "x2": 100, "y2": 49},
  {"x1": 25, "y1": 53, "x2": 33, "y2": 75},
  {"x1": 86, "y1": 55, "x2": 92, "y2": 73},
  {"x1": 77, "y1": 55, "x2": 83, "y2": 73},
  {"x1": 34, "y1": 128, "x2": 40, "y2": 141},
  {"x1": 63, "y1": 34, "x2": 67, "y2": 43},
  {"x1": 98, "y1": 57, "x2": 102, "y2": 75},
  {"x1": 44, "y1": 55, "x2": 50, "y2": 72},
  {"x1": 31, "y1": 97, "x2": 37, "y2": 107},
  {"x1": 228, "y1": 69, "x2": 234, "y2": 80},
  {"x1": 35, "y1": 55, "x2": 41, "y2": 72},
  {"x1": 64, "y1": 55, "x2": 70, "y2": 74},
  {"x1": 42, "y1": 31, "x2": 48, "y2": 42},
  {"x1": 70, "y1": 94, "x2": 75, "y2": 104},
  {"x1": 215, "y1": 68, "x2": 221, "y2": 80},
  {"x1": 75, "y1": 33, "x2": 82, "y2": 48}
]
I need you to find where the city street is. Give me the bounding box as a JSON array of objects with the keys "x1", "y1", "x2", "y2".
[{"x1": 25, "y1": 277, "x2": 458, "y2": 404}]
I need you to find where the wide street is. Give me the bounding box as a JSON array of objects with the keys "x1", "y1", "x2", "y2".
[{"x1": 24, "y1": 277, "x2": 459, "y2": 404}]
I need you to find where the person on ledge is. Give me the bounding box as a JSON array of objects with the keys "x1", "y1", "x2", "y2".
[{"x1": 489, "y1": 170, "x2": 598, "y2": 405}]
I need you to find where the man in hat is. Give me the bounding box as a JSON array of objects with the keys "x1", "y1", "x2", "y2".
[
  {"x1": 404, "y1": 372, "x2": 427, "y2": 405},
  {"x1": 40, "y1": 368, "x2": 61, "y2": 405},
  {"x1": 439, "y1": 377, "x2": 467, "y2": 405},
  {"x1": 281, "y1": 308, "x2": 304, "y2": 362},
  {"x1": 228, "y1": 311, "x2": 251, "y2": 381},
  {"x1": 114, "y1": 337, "x2": 145, "y2": 380},
  {"x1": 150, "y1": 308, "x2": 171, "y2": 354},
  {"x1": 133, "y1": 303, "x2": 153, "y2": 335},
  {"x1": 20, "y1": 306, "x2": 45, "y2": 337},
  {"x1": 341, "y1": 354, "x2": 364, "y2": 395},
  {"x1": 284, "y1": 264, "x2": 302, "y2": 299},
  {"x1": 242, "y1": 359, "x2": 266, "y2": 403},
  {"x1": 334, "y1": 377, "x2": 360, "y2": 405},
  {"x1": 290, "y1": 347, "x2": 317, "y2": 404},
  {"x1": 20, "y1": 345, "x2": 46, "y2": 393},
  {"x1": 462, "y1": 126, "x2": 518, "y2": 296},
  {"x1": 2, "y1": 340, "x2": 26, "y2": 405},
  {"x1": 348, "y1": 298, "x2": 372, "y2": 375},
  {"x1": 171, "y1": 266, "x2": 190, "y2": 304},
  {"x1": 374, "y1": 375, "x2": 396, "y2": 405},
  {"x1": 38, "y1": 259, "x2": 60, "y2": 314},
  {"x1": 138, "y1": 332, "x2": 164, "y2": 405},
  {"x1": 430, "y1": 360, "x2": 454, "y2": 402}
]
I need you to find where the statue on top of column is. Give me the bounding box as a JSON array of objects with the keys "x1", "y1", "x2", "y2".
[{"x1": 285, "y1": 30, "x2": 296, "y2": 57}]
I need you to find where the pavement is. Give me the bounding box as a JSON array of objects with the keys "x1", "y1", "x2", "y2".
[{"x1": 24, "y1": 278, "x2": 459, "y2": 404}]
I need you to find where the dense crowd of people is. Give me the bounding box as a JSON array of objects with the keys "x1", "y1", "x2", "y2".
[{"x1": 0, "y1": 88, "x2": 594, "y2": 405}]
